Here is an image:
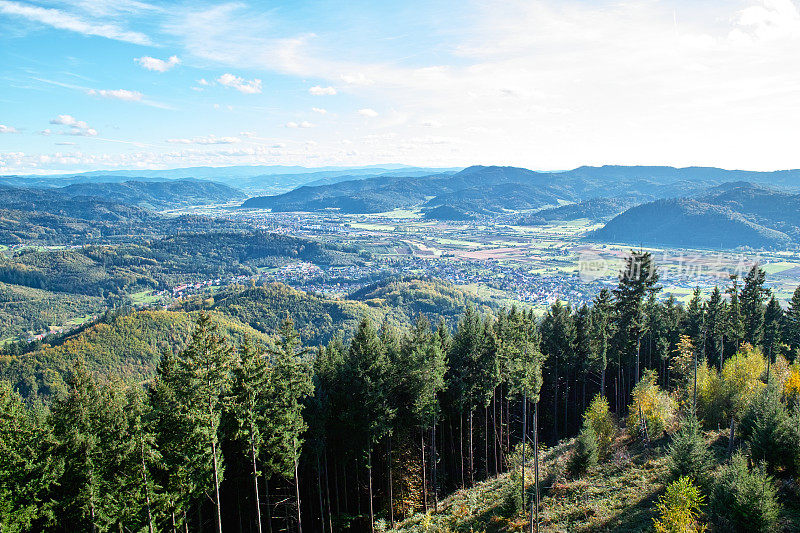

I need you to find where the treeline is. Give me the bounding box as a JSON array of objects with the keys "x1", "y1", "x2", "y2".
[{"x1": 2, "y1": 252, "x2": 800, "y2": 532}]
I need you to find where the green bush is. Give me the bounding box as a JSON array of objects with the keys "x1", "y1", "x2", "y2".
[
  {"x1": 667, "y1": 414, "x2": 713, "y2": 485},
  {"x1": 626, "y1": 369, "x2": 675, "y2": 438},
  {"x1": 711, "y1": 453, "x2": 780, "y2": 532},
  {"x1": 569, "y1": 422, "x2": 599, "y2": 476},
  {"x1": 740, "y1": 383, "x2": 798, "y2": 476},
  {"x1": 653, "y1": 476, "x2": 707, "y2": 533},
  {"x1": 583, "y1": 394, "x2": 615, "y2": 458}
]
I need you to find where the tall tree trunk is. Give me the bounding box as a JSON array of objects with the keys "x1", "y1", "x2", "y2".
[
  {"x1": 325, "y1": 451, "x2": 333, "y2": 533},
  {"x1": 432, "y1": 421, "x2": 438, "y2": 513},
  {"x1": 469, "y1": 408, "x2": 474, "y2": 486},
  {"x1": 209, "y1": 400, "x2": 223, "y2": 533},
  {"x1": 141, "y1": 440, "x2": 155, "y2": 533},
  {"x1": 531, "y1": 401, "x2": 540, "y2": 533},
  {"x1": 367, "y1": 449, "x2": 374, "y2": 533},
  {"x1": 294, "y1": 453, "x2": 303, "y2": 533},
  {"x1": 317, "y1": 455, "x2": 325, "y2": 533},
  {"x1": 251, "y1": 442, "x2": 263, "y2": 533},
  {"x1": 388, "y1": 436, "x2": 394, "y2": 528},
  {"x1": 493, "y1": 389, "x2": 498, "y2": 475},
  {"x1": 484, "y1": 404, "x2": 489, "y2": 478},
  {"x1": 553, "y1": 369, "x2": 560, "y2": 442},
  {"x1": 264, "y1": 475, "x2": 273, "y2": 533},
  {"x1": 521, "y1": 392, "x2": 527, "y2": 512},
  {"x1": 459, "y1": 409, "x2": 465, "y2": 488},
  {"x1": 421, "y1": 430, "x2": 428, "y2": 512}
]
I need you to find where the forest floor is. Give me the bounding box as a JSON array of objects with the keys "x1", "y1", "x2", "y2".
[{"x1": 395, "y1": 430, "x2": 800, "y2": 533}]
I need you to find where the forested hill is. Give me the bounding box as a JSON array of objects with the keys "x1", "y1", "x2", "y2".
[
  {"x1": 2, "y1": 254, "x2": 799, "y2": 532},
  {"x1": 1, "y1": 277, "x2": 494, "y2": 400},
  {"x1": 589, "y1": 183, "x2": 800, "y2": 249},
  {"x1": 0, "y1": 179, "x2": 250, "y2": 245},
  {"x1": 239, "y1": 164, "x2": 800, "y2": 215}
]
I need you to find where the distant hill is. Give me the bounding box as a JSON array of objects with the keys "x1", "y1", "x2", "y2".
[
  {"x1": 0, "y1": 179, "x2": 251, "y2": 245},
  {"x1": 588, "y1": 183, "x2": 800, "y2": 249},
  {"x1": 240, "y1": 164, "x2": 800, "y2": 215},
  {"x1": 516, "y1": 196, "x2": 642, "y2": 224},
  {"x1": 423, "y1": 205, "x2": 475, "y2": 221},
  {"x1": 1, "y1": 165, "x2": 461, "y2": 195}
]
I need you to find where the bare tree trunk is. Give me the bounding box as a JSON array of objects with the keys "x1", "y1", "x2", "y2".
[
  {"x1": 324, "y1": 450, "x2": 333, "y2": 533},
  {"x1": 421, "y1": 430, "x2": 428, "y2": 512},
  {"x1": 368, "y1": 449, "x2": 374, "y2": 533},
  {"x1": 141, "y1": 440, "x2": 154, "y2": 533},
  {"x1": 210, "y1": 439, "x2": 223, "y2": 533},
  {"x1": 493, "y1": 389, "x2": 498, "y2": 475},
  {"x1": 521, "y1": 392, "x2": 527, "y2": 513},
  {"x1": 459, "y1": 409, "x2": 465, "y2": 488},
  {"x1": 294, "y1": 453, "x2": 303, "y2": 533},
  {"x1": 469, "y1": 408, "x2": 474, "y2": 486},
  {"x1": 531, "y1": 401, "x2": 540, "y2": 533},
  {"x1": 432, "y1": 420, "x2": 438, "y2": 513},
  {"x1": 484, "y1": 404, "x2": 489, "y2": 478},
  {"x1": 317, "y1": 455, "x2": 325, "y2": 533},
  {"x1": 251, "y1": 442, "x2": 263, "y2": 533},
  {"x1": 264, "y1": 476, "x2": 273, "y2": 533},
  {"x1": 388, "y1": 436, "x2": 394, "y2": 528}
]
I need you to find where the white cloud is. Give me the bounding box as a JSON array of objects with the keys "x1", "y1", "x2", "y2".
[
  {"x1": 198, "y1": 78, "x2": 210, "y2": 85},
  {"x1": 358, "y1": 108, "x2": 379, "y2": 117},
  {"x1": 311, "y1": 107, "x2": 327, "y2": 114},
  {"x1": 309, "y1": 85, "x2": 336, "y2": 95},
  {"x1": 217, "y1": 73, "x2": 262, "y2": 94},
  {"x1": 55, "y1": 141, "x2": 76, "y2": 145},
  {"x1": 0, "y1": 125, "x2": 18, "y2": 133},
  {"x1": 239, "y1": 131, "x2": 256, "y2": 137},
  {"x1": 166, "y1": 135, "x2": 241, "y2": 145},
  {"x1": 285, "y1": 121, "x2": 314, "y2": 128},
  {"x1": 340, "y1": 73, "x2": 374, "y2": 86},
  {"x1": 48, "y1": 115, "x2": 97, "y2": 136},
  {"x1": 87, "y1": 89, "x2": 143, "y2": 101},
  {"x1": 135, "y1": 55, "x2": 181, "y2": 72},
  {"x1": 0, "y1": 0, "x2": 152, "y2": 45}
]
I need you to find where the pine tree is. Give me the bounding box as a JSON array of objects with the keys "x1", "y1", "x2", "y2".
[
  {"x1": 705, "y1": 286, "x2": 727, "y2": 370},
  {"x1": 0, "y1": 381, "x2": 61, "y2": 532},
  {"x1": 763, "y1": 294, "x2": 783, "y2": 376},
  {"x1": 228, "y1": 339, "x2": 271, "y2": 533},
  {"x1": 590, "y1": 288, "x2": 614, "y2": 396},
  {"x1": 725, "y1": 275, "x2": 744, "y2": 354},
  {"x1": 265, "y1": 318, "x2": 313, "y2": 533},
  {"x1": 667, "y1": 413, "x2": 712, "y2": 485},
  {"x1": 173, "y1": 313, "x2": 235, "y2": 533},
  {"x1": 785, "y1": 285, "x2": 800, "y2": 360},
  {"x1": 741, "y1": 265, "x2": 768, "y2": 347}
]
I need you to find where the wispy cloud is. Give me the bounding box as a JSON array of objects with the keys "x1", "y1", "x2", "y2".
[
  {"x1": 285, "y1": 121, "x2": 314, "y2": 128},
  {"x1": 358, "y1": 108, "x2": 378, "y2": 117},
  {"x1": 0, "y1": 0, "x2": 152, "y2": 45},
  {"x1": 88, "y1": 88, "x2": 143, "y2": 101},
  {"x1": 217, "y1": 73, "x2": 262, "y2": 94},
  {"x1": 166, "y1": 134, "x2": 241, "y2": 145},
  {"x1": 309, "y1": 85, "x2": 336, "y2": 95},
  {"x1": 135, "y1": 55, "x2": 180, "y2": 72},
  {"x1": 0, "y1": 124, "x2": 19, "y2": 133}
]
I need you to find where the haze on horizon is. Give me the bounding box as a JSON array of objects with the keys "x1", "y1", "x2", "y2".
[{"x1": 2, "y1": 0, "x2": 800, "y2": 174}]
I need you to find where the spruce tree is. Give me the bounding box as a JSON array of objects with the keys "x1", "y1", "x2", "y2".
[
  {"x1": 763, "y1": 294, "x2": 783, "y2": 375},
  {"x1": 741, "y1": 265, "x2": 768, "y2": 347},
  {"x1": 785, "y1": 285, "x2": 800, "y2": 360},
  {"x1": 173, "y1": 313, "x2": 234, "y2": 533},
  {"x1": 667, "y1": 413, "x2": 712, "y2": 485}
]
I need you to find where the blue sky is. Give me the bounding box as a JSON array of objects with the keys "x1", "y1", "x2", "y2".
[{"x1": 2, "y1": 0, "x2": 800, "y2": 174}]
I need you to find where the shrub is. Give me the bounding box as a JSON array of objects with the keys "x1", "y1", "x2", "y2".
[
  {"x1": 667, "y1": 414, "x2": 713, "y2": 485},
  {"x1": 696, "y1": 363, "x2": 726, "y2": 428},
  {"x1": 740, "y1": 382, "x2": 798, "y2": 476},
  {"x1": 583, "y1": 394, "x2": 615, "y2": 458},
  {"x1": 711, "y1": 453, "x2": 780, "y2": 532},
  {"x1": 626, "y1": 369, "x2": 675, "y2": 438},
  {"x1": 719, "y1": 344, "x2": 765, "y2": 421},
  {"x1": 568, "y1": 422, "x2": 598, "y2": 476},
  {"x1": 784, "y1": 364, "x2": 800, "y2": 408},
  {"x1": 653, "y1": 476, "x2": 707, "y2": 533}
]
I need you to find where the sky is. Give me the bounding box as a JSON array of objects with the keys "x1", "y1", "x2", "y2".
[{"x1": 2, "y1": 0, "x2": 800, "y2": 174}]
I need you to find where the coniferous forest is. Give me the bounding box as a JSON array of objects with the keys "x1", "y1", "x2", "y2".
[{"x1": 2, "y1": 252, "x2": 800, "y2": 532}]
